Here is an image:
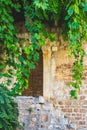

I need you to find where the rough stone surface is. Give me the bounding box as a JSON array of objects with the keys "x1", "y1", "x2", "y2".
[{"x1": 16, "y1": 96, "x2": 76, "y2": 130}]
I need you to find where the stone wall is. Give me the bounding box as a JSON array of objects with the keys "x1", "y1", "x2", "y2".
[
  {"x1": 15, "y1": 23, "x2": 87, "y2": 129},
  {"x1": 16, "y1": 96, "x2": 87, "y2": 130},
  {"x1": 16, "y1": 96, "x2": 77, "y2": 130}
]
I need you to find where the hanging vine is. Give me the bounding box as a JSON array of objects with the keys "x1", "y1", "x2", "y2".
[
  {"x1": 0, "y1": 0, "x2": 87, "y2": 98},
  {"x1": 65, "y1": 1, "x2": 87, "y2": 98}
]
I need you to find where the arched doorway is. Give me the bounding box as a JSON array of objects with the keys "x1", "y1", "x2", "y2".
[{"x1": 22, "y1": 50, "x2": 43, "y2": 96}]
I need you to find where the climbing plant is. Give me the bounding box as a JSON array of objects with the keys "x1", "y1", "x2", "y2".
[
  {"x1": 0, "y1": 85, "x2": 22, "y2": 130},
  {"x1": 65, "y1": 1, "x2": 87, "y2": 98},
  {"x1": 0, "y1": 0, "x2": 87, "y2": 98}
]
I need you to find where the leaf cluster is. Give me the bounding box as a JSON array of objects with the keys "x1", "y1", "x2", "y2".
[
  {"x1": 65, "y1": 1, "x2": 87, "y2": 98},
  {"x1": 0, "y1": 85, "x2": 22, "y2": 130}
]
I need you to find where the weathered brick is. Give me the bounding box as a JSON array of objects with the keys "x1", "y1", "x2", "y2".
[
  {"x1": 80, "y1": 96, "x2": 86, "y2": 100},
  {"x1": 79, "y1": 121, "x2": 85, "y2": 125},
  {"x1": 62, "y1": 109, "x2": 68, "y2": 112},
  {"x1": 74, "y1": 108, "x2": 79, "y2": 112},
  {"x1": 68, "y1": 109, "x2": 72, "y2": 112}
]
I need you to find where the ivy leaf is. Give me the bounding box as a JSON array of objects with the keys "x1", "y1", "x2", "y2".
[
  {"x1": 18, "y1": 56, "x2": 24, "y2": 63},
  {"x1": 35, "y1": 33, "x2": 40, "y2": 40},
  {"x1": 82, "y1": 4, "x2": 87, "y2": 11},
  {"x1": 0, "y1": 96, "x2": 4, "y2": 104},
  {"x1": 68, "y1": 7, "x2": 74, "y2": 16},
  {"x1": 65, "y1": 15, "x2": 70, "y2": 20},
  {"x1": 71, "y1": 82, "x2": 79, "y2": 88},
  {"x1": 34, "y1": 53, "x2": 39, "y2": 61},
  {"x1": 24, "y1": 72, "x2": 29, "y2": 77},
  {"x1": 6, "y1": 79, "x2": 12, "y2": 86},
  {"x1": 70, "y1": 90, "x2": 78, "y2": 99},
  {"x1": 24, "y1": 47, "x2": 30, "y2": 55},
  {"x1": 29, "y1": 62, "x2": 36, "y2": 69},
  {"x1": 0, "y1": 124, "x2": 3, "y2": 128},
  {"x1": 74, "y1": 5, "x2": 79, "y2": 14}
]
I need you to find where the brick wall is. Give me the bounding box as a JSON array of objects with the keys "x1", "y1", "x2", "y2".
[
  {"x1": 20, "y1": 33, "x2": 87, "y2": 129},
  {"x1": 42, "y1": 40, "x2": 87, "y2": 129}
]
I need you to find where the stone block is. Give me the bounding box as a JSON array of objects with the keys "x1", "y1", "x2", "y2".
[
  {"x1": 67, "y1": 124, "x2": 76, "y2": 129},
  {"x1": 40, "y1": 114, "x2": 49, "y2": 122},
  {"x1": 58, "y1": 117, "x2": 69, "y2": 125},
  {"x1": 39, "y1": 96, "x2": 45, "y2": 104}
]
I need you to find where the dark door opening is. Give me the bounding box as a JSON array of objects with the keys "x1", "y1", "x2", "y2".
[{"x1": 22, "y1": 50, "x2": 43, "y2": 96}]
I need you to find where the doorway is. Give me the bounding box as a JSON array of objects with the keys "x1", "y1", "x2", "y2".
[{"x1": 22, "y1": 50, "x2": 43, "y2": 96}]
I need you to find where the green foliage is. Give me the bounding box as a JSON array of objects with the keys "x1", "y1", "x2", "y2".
[
  {"x1": 65, "y1": 1, "x2": 87, "y2": 98},
  {"x1": 0, "y1": 0, "x2": 22, "y2": 95},
  {"x1": 28, "y1": 107, "x2": 33, "y2": 113},
  {"x1": 0, "y1": 85, "x2": 22, "y2": 130},
  {"x1": 0, "y1": 0, "x2": 87, "y2": 98}
]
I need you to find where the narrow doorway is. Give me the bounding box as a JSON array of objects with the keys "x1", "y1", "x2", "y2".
[{"x1": 22, "y1": 50, "x2": 43, "y2": 96}]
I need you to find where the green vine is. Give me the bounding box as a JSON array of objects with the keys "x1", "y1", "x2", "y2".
[
  {"x1": 0, "y1": 0, "x2": 87, "y2": 98},
  {"x1": 65, "y1": 1, "x2": 87, "y2": 98},
  {"x1": 0, "y1": 0, "x2": 21, "y2": 95},
  {"x1": 0, "y1": 85, "x2": 22, "y2": 130}
]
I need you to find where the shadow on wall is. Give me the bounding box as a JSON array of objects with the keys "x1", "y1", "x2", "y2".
[{"x1": 22, "y1": 50, "x2": 43, "y2": 97}]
